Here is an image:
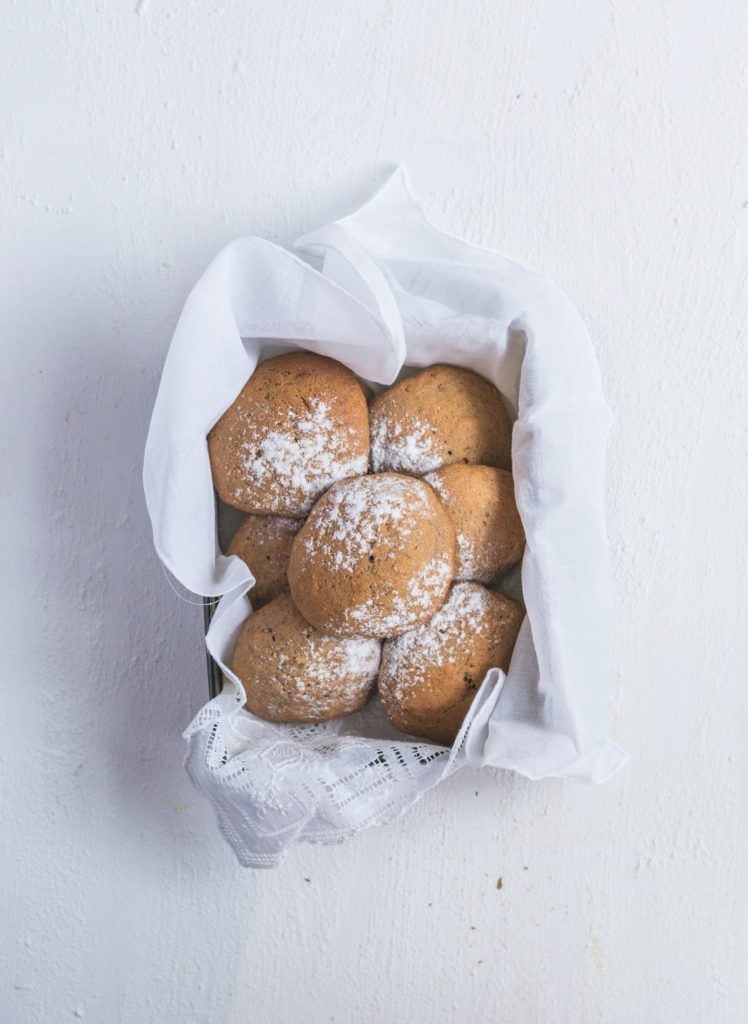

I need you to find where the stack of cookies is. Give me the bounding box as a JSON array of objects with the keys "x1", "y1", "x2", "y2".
[{"x1": 208, "y1": 351, "x2": 525, "y2": 746}]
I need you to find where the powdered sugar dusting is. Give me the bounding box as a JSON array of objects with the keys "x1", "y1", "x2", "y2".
[
  {"x1": 273, "y1": 634, "x2": 381, "y2": 715},
  {"x1": 370, "y1": 414, "x2": 441, "y2": 475},
  {"x1": 297, "y1": 474, "x2": 455, "y2": 635},
  {"x1": 381, "y1": 583, "x2": 494, "y2": 701},
  {"x1": 424, "y1": 470, "x2": 486, "y2": 583},
  {"x1": 345, "y1": 552, "x2": 452, "y2": 632},
  {"x1": 302, "y1": 474, "x2": 427, "y2": 572},
  {"x1": 260, "y1": 515, "x2": 305, "y2": 537},
  {"x1": 237, "y1": 397, "x2": 368, "y2": 511},
  {"x1": 422, "y1": 468, "x2": 446, "y2": 499},
  {"x1": 453, "y1": 534, "x2": 484, "y2": 581}
]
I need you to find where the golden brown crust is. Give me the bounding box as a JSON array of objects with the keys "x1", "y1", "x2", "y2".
[
  {"x1": 231, "y1": 593, "x2": 381, "y2": 723},
  {"x1": 378, "y1": 582, "x2": 524, "y2": 745},
  {"x1": 226, "y1": 514, "x2": 304, "y2": 609},
  {"x1": 369, "y1": 364, "x2": 512, "y2": 476},
  {"x1": 424, "y1": 464, "x2": 525, "y2": 583},
  {"x1": 208, "y1": 352, "x2": 370, "y2": 516},
  {"x1": 287, "y1": 473, "x2": 457, "y2": 638}
]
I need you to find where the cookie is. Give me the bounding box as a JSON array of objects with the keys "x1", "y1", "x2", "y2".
[
  {"x1": 231, "y1": 593, "x2": 380, "y2": 723},
  {"x1": 208, "y1": 351, "x2": 370, "y2": 516},
  {"x1": 226, "y1": 514, "x2": 304, "y2": 609},
  {"x1": 287, "y1": 473, "x2": 457, "y2": 638},
  {"x1": 369, "y1": 364, "x2": 512, "y2": 476},
  {"x1": 378, "y1": 582, "x2": 524, "y2": 745},
  {"x1": 424, "y1": 464, "x2": 525, "y2": 583}
]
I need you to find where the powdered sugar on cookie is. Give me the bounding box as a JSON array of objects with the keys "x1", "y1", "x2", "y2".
[
  {"x1": 301, "y1": 473, "x2": 424, "y2": 571},
  {"x1": 381, "y1": 582, "x2": 494, "y2": 701},
  {"x1": 370, "y1": 414, "x2": 441, "y2": 475},
  {"x1": 273, "y1": 634, "x2": 381, "y2": 714},
  {"x1": 424, "y1": 469, "x2": 483, "y2": 581},
  {"x1": 345, "y1": 551, "x2": 453, "y2": 633},
  {"x1": 288, "y1": 472, "x2": 457, "y2": 638},
  {"x1": 237, "y1": 398, "x2": 368, "y2": 513}
]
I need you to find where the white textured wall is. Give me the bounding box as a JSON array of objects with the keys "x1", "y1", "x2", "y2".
[{"x1": 3, "y1": 2, "x2": 747, "y2": 1021}]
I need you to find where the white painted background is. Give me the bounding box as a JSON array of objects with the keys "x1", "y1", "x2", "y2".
[{"x1": 3, "y1": 1, "x2": 747, "y2": 1021}]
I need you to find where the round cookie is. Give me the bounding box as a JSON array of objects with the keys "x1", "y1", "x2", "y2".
[
  {"x1": 369, "y1": 364, "x2": 513, "y2": 476},
  {"x1": 231, "y1": 593, "x2": 381, "y2": 723},
  {"x1": 424, "y1": 464, "x2": 525, "y2": 583},
  {"x1": 226, "y1": 514, "x2": 304, "y2": 609},
  {"x1": 208, "y1": 351, "x2": 370, "y2": 516},
  {"x1": 288, "y1": 473, "x2": 457, "y2": 638},
  {"x1": 378, "y1": 582, "x2": 524, "y2": 745}
]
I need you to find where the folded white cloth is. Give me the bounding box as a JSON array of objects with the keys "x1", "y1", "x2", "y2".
[{"x1": 144, "y1": 168, "x2": 626, "y2": 867}]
